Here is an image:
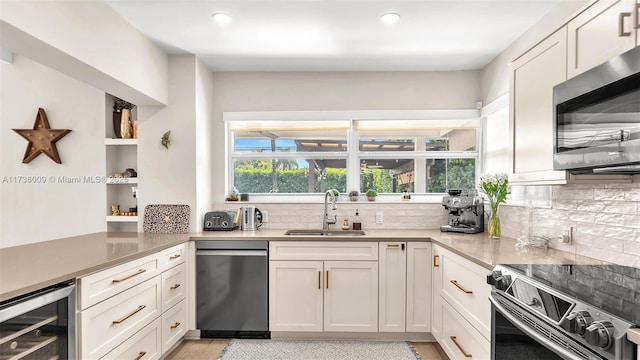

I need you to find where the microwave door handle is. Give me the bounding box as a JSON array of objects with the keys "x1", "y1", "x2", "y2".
[{"x1": 489, "y1": 295, "x2": 580, "y2": 360}]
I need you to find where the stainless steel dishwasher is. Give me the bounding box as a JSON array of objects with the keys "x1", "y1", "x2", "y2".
[{"x1": 196, "y1": 240, "x2": 269, "y2": 338}]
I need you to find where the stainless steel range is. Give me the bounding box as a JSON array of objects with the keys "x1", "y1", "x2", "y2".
[{"x1": 487, "y1": 264, "x2": 638, "y2": 360}]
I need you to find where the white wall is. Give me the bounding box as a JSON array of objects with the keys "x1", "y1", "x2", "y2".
[
  {"x1": 0, "y1": 55, "x2": 105, "y2": 248},
  {"x1": 0, "y1": 1, "x2": 168, "y2": 105},
  {"x1": 194, "y1": 59, "x2": 215, "y2": 232},
  {"x1": 210, "y1": 71, "x2": 481, "y2": 206},
  {"x1": 138, "y1": 55, "x2": 198, "y2": 232}
]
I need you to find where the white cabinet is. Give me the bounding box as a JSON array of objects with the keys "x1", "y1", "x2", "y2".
[
  {"x1": 431, "y1": 245, "x2": 491, "y2": 360},
  {"x1": 269, "y1": 260, "x2": 324, "y2": 332},
  {"x1": 510, "y1": 27, "x2": 569, "y2": 185},
  {"x1": 378, "y1": 242, "x2": 406, "y2": 332},
  {"x1": 378, "y1": 242, "x2": 433, "y2": 334},
  {"x1": 406, "y1": 242, "x2": 431, "y2": 332},
  {"x1": 324, "y1": 261, "x2": 378, "y2": 332},
  {"x1": 269, "y1": 242, "x2": 378, "y2": 333},
  {"x1": 78, "y1": 243, "x2": 188, "y2": 359},
  {"x1": 567, "y1": 0, "x2": 638, "y2": 78}
]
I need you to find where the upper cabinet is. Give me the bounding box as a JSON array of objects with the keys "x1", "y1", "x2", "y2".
[
  {"x1": 509, "y1": 27, "x2": 569, "y2": 184},
  {"x1": 567, "y1": 0, "x2": 639, "y2": 78}
]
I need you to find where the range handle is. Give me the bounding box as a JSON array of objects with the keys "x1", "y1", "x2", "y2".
[{"x1": 196, "y1": 250, "x2": 267, "y2": 256}]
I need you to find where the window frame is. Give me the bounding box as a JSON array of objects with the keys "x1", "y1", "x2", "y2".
[{"x1": 225, "y1": 109, "x2": 481, "y2": 203}]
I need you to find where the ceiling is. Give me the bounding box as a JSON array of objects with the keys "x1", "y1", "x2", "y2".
[{"x1": 107, "y1": 0, "x2": 561, "y2": 72}]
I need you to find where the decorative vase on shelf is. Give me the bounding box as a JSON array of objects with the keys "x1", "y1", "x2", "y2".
[
  {"x1": 120, "y1": 109, "x2": 132, "y2": 139},
  {"x1": 488, "y1": 202, "x2": 501, "y2": 238},
  {"x1": 112, "y1": 111, "x2": 122, "y2": 138}
]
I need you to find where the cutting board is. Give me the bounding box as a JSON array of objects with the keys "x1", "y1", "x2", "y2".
[{"x1": 143, "y1": 204, "x2": 190, "y2": 233}]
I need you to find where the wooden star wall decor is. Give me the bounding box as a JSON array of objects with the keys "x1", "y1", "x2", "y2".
[{"x1": 13, "y1": 108, "x2": 71, "y2": 164}]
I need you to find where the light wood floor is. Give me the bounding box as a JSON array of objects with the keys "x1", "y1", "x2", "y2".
[{"x1": 165, "y1": 339, "x2": 449, "y2": 360}]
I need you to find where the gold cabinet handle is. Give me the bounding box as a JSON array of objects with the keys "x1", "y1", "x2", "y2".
[
  {"x1": 619, "y1": 12, "x2": 632, "y2": 36},
  {"x1": 433, "y1": 255, "x2": 440, "y2": 268},
  {"x1": 170, "y1": 283, "x2": 181, "y2": 290},
  {"x1": 169, "y1": 254, "x2": 181, "y2": 260},
  {"x1": 318, "y1": 271, "x2": 321, "y2": 289},
  {"x1": 112, "y1": 305, "x2": 146, "y2": 324},
  {"x1": 450, "y1": 280, "x2": 473, "y2": 294},
  {"x1": 387, "y1": 244, "x2": 399, "y2": 248},
  {"x1": 170, "y1": 322, "x2": 181, "y2": 329},
  {"x1": 450, "y1": 336, "x2": 472, "y2": 358},
  {"x1": 326, "y1": 270, "x2": 329, "y2": 289},
  {"x1": 134, "y1": 351, "x2": 146, "y2": 360},
  {"x1": 112, "y1": 269, "x2": 146, "y2": 283}
]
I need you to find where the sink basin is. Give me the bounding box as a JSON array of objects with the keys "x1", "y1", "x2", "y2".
[{"x1": 284, "y1": 229, "x2": 366, "y2": 236}]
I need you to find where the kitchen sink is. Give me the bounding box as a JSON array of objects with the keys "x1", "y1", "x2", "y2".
[{"x1": 284, "y1": 229, "x2": 366, "y2": 236}]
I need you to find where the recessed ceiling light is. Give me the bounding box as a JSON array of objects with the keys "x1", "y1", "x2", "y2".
[
  {"x1": 380, "y1": 13, "x2": 400, "y2": 25},
  {"x1": 212, "y1": 13, "x2": 231, "y2": 26}
]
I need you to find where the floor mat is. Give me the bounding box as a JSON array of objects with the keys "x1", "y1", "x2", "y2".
[{"x1": 217, "y1": 339, "x2": 421, "y2": 360}]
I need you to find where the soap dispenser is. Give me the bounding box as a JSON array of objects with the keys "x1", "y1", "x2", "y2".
[{"x1": 352, "y1": 209, "x2": 362, "y2": 230}]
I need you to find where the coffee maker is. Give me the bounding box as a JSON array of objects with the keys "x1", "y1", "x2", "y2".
[{"x1": 440, "y1": 189, "x2": 484, "y2": 234}]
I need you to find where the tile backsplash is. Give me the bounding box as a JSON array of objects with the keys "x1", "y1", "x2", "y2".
[
  {"x1": 227, "y1": 181, "x2": 640, "y2": 268},
  {"x1": 501, "y1": 183, "x2": 640, "y2": 268}
]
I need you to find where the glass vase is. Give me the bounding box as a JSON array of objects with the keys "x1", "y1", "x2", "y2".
[{"x1": 488, "y1": 204, "x2": 501, "y2": 238}]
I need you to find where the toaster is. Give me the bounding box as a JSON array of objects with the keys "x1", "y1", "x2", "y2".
[{"x1": 203, "y1": 210, "x2": 240, "y2": 231}]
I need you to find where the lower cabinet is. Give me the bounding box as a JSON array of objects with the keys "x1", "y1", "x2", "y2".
[
  {"x1": 431, "y1": 245, "x2": 491, "y2": 359},
  {"x1": 378, "y1": 242, "x2": 431, "y2": 333},
  {"x1": 269, "y1": 241, "x2": 431, "y2": 335},
  {"x1": 78, "y1": 243, "x2": 188, "y2": 359},
  {"x1": 269, "y1": 258, "x2": 378, "y2": 332}
]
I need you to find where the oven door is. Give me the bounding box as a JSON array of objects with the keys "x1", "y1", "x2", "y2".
[{"x1": 490, "y1": 293, "x2": 608, "y2": 360}]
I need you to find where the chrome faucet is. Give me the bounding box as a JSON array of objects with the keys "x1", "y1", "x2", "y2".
[{"x1": 323, "y1": 190, "x2": 338, "y2": 230}]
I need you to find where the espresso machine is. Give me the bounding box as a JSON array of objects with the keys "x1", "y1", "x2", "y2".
[{"x1": 440, "y1": 189, "x2": 484, "y2": 234}]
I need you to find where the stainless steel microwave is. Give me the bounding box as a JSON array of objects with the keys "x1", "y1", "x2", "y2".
[{"x1": 553, "y1": 46, "x2": 640, "y2": 174}]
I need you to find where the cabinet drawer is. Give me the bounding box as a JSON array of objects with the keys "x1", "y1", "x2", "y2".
[
  {"x1": 101, "y1": 317, "x2": 162, "y2": 360},
  {"x1": 162, "y1": 299, "x2": 187, "y2": 354},
  {"x1": 158, "y1": 243, "x2": 186, "y2": 272},
  {"x1": 270, "y1": 242, "x2": 378, "y2": 261},
  {"x1": 440, "y1": 248, "x2": 491, "y2": 339},
  {"x1": 80, "y1": 276, "x2": 162, "y2": 360},
  {"x1": 78, "y1": 254, "x2": 160, "y2": 310},
  {"x1": 441, "y1": 300, "x2": 490, "y2": 360},
  {"x1": 161, "y1": 263, "x2": 186, "y2": 312}
]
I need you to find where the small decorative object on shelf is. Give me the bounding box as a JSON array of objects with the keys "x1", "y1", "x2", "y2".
[
  {"x1": 401, "y1": 190, "x2": 411, "y2": 201},
  {"x1": 349, "y1": 190, "x2": 359, "y2": 201},
  {"x1": 111, "y1": 205, "x2": 120, "y2": 216},
  {"x1": 123, "y1": 168, "x2": 137, "y2": 178},
  {"x1": 161, "y1": 130, "x2": 171, "y2": 149},
  {"x1": 226, "y1": 187, "x2": 239, "y2": 201},
  {"x1": 479, "y1": 173, "x2": 510, "y2": 239},
  {"x1": 113, "y1": 97, "x2": 135, "y2": 139},
  {"x1": 133, "y1": 120, "x2": 138, "y2": 139},
  {"x1": 366, "y1": 189, "x2": 377, "y2": 201}
]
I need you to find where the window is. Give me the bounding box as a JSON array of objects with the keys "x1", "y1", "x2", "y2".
[{"x1": 226, "y1": 110, "x2": 480, "y2": 199}]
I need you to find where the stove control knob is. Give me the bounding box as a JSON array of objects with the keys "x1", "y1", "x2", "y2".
[
  {"x1": 585, "y1": 320, "x2": 614, "y2": 349},
  {"x1": 495, "y1": 275, "x2": 512, "y2": 291},
  {"x1": 562, "y1": 311, "x2": 592, "y2": 336},
  {"x1": 486, "y1": 270, "x2": 502, "y2": 286}
]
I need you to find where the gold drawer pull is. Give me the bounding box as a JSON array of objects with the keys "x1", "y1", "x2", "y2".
[
  {"x1": 387, "y1": 244, "x2": 400, "y2": 248},
  {"x1": 170, "y1": 283, "x2": 181, "y2": 290},
  {"x1": 318, "y1": 271, "x2": 321, "y2": 289},
  {"x1": 433, "y1": 255, "x2": 439, "y2": 267},
  {"x1": 450, "y1": 280, "x2": 473, "y2": 294},
  {"x1": 169, "y1": 254, "x2": 181, "y2": 260},
  {"x1": 170, "y1": 322, "x2": 181, "y2": 329},
  {"x1": 113, "y1": 305, "x2": 146, "y2": 324},
  {"x1": 112, "y1": 269, "x2": 146, "y2": 283},
  {"x1": 326, "y1": 271, "x2": 329, "y2": 289},
  {"x1": 450, "y1": 336, "x2": 472, "y2": 358},
  {"x1": 134, "y1": 351, "x2": 146, "y2": 360}
]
